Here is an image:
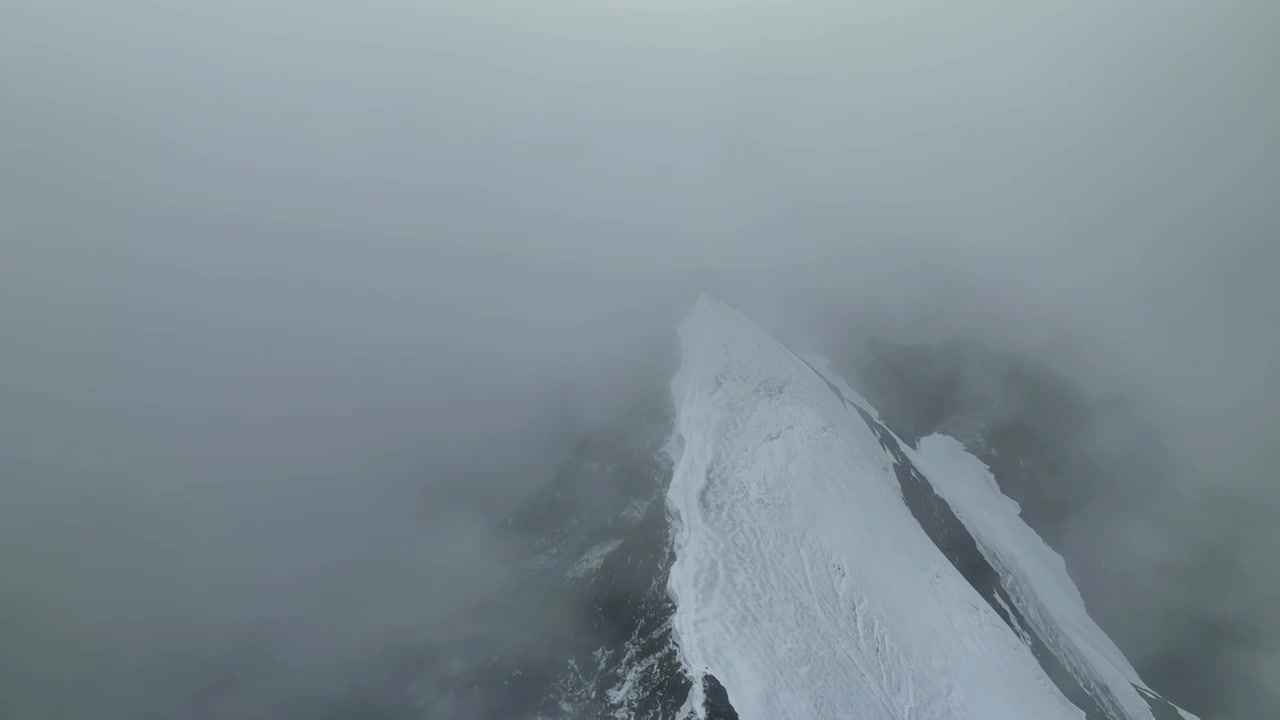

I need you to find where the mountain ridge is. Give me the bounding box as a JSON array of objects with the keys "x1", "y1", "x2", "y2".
[{"x1": 419, "y1": 296, "x2": 1200, "y2": 720}]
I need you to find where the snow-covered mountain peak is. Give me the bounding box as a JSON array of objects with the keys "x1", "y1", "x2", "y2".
[
  {"x1": 424, "y1": 297, "x2": 1200, "y2": 720},
  {"x1": 664, "y1": 297, "x2": 1199, "y2": 720}
]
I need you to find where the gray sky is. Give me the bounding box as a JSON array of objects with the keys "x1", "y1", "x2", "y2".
[{"x1": 3, "y1": 1, "x2": 1277, "y2": 717}]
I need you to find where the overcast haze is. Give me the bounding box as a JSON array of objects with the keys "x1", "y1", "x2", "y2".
[{"x1": 3, "y1": 1, "x2": 1277, "y2": 718}]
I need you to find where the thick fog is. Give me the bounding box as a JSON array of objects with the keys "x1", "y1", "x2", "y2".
[{"x1": 3, "y1": 1, "x2": 1276, "y2": 718}]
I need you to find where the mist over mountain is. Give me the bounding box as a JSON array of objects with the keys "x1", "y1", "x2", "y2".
[{"x1": 3, "y1": 1, "x2": 1277, "y2": 718}]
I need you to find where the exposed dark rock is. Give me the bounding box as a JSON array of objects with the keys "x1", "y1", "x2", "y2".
[{"x1": 702, "y1": 675, "x2": 740, "y2": 720}]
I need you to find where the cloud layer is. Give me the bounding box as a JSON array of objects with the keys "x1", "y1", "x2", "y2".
[{"x1": 3, "y1": 1, "x2": 1276, "y2": 717}]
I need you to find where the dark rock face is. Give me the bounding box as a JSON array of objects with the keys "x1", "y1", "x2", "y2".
[
  {"x1": 416, "y1": 396, "x2": 697, "y2": 719},
  {"x1": 701, "y1": 675, "x2": 740, "y2": 720}
]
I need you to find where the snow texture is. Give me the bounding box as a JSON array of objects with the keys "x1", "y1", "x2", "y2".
[{"x1": 665, "y1": 296, "x2": 1198, "y2": 720}]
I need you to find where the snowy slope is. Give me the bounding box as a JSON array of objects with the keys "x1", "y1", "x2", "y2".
[
  {"x1": 665, "y1": 296, "x2": 1199, "y2": 720},
  {"x1": 914, "y1": 435, "x2": 1201, "y2": 720}
]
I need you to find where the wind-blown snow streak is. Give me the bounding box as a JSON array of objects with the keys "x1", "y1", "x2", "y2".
[
  {"x1": 664, "y1": 297, "x2": 1198, "y2": 720},
  {"x1": 568, "y1": 539, "x2": 626, "y2": 579}
]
